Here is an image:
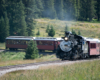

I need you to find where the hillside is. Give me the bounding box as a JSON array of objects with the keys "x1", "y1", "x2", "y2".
[{"x1": 35, "y1": 19, "x2": 100, "y2": 39}]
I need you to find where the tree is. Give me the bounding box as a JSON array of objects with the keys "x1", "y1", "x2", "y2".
[
  {"x1": 42, "y1": 0, "x2": 56, "y2": 19},
  {"x1": 87, "y1": 0, "x2": 96, "y2": 21},
  {"x1": 17, "y1": 0, "x2": 27, "y2": 36},
  {"x1": 8, "y1": 0, "x2": 27, "y2": 36},
  {"x1": 0, "y1": 0, "x2": 6, "y2": 18},
  {"x1": 35, "y1": 0, "x2": 43, "y2": 18},
  {"x1": 0, "y1": 17, "x2": 5, "y2": 42},
  {"x1": 79, "y1": 0, "x2": 88, "y2": 21},
  {"x1": 48, "y1": 25, "x2": 55, "y2": 37},
  {"x1": 78, "y1": 30, "x2": 81, "y2": 35},
  {"x1": 24, "y1": 0, "x2": 38, "y2": 18},
  {"x1": 27, "y1": 18, "x2": 36, "y2": 36},
  {"x1": 46, "y1": 25, "x2": 50, "y2": 33},
  {"x1": 0, "y1": 0, "x2": 9, "y2": 42},
  {"x1": 96, "y1": 0, "x2": 100, "y2": 21},
  {"x1": 24, "y1": 0, "x2": 37, "y2": 36},
  {"x1": 63, "y1": 0, "x2": 75, "y2": 20},
  {"x1": 72, "y1": 29, "x2": 76, "y2": 34},
  {"x1": 65, "y1": 25, "x2": 69, "y2": 32},
  {"x1": 36, "y1": 28, "x2": 40, "y2": 36},
  {"x1": 54, "y1": 0, "x2": 64, "y2": 20},
  {"x1": 0, "y1": 14, "x2": 9, "y2": 42},
  {"x1": 25, "y1": 40, "x2": 39, "y2": 59},
  {"x1": 4, "y1": 12, "x2": 9, "y2": 37},
  {"x1": 74, "y1": 0, "x2": 80, "y2": 20}
]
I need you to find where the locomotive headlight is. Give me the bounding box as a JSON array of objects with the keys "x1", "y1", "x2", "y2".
[{"x1": 64, "y1": 37, "x2": 68, "y2": 41}]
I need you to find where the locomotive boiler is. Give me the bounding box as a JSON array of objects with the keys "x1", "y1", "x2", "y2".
[{"x1": 56, "y1": 31, "x2": 89, "y2": 60}]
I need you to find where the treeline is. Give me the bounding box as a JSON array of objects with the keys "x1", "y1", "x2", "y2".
[
  {"x1": 0, "y1": 0, "x2": 100, "y2": 42},
  {"x1": 23, "y1": 0, "x2": 100, "y2": 21}
]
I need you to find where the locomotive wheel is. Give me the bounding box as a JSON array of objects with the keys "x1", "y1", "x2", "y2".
[
  {"x1": 62, "y1": 58, "x2": 65, "y2": 61},
  {"x1": 81, "y1": 54, "x2": 87, "y2": 59},
  {"x1": 9, "y1": 48, "x2": 13, "y2": 51},
  {"x1": 56, "y1": 46, "x2": 62, "y2": 58}
]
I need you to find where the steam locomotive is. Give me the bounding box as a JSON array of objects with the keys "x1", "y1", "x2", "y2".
[{"x1": 56, "y1": 31, "x2": 100, "y2": 60}]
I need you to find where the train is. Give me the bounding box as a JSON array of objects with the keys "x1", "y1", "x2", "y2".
[
  {"x1": 56, "y1": 31, "x2": 100, "y2": 60},
  {"x1": 5, "y1": 36, "x2": 63, "y2": 52}
]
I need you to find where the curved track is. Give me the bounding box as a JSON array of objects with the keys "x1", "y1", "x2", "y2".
[
  {"x1": 0, "y1": 57, "x2": 100, "y2": 77},
  {"x1": 0, "y1": 49, "x2": 5, "y2": 53}
]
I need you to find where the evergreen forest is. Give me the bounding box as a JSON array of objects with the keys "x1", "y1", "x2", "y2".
[{"x1": 0, "y1": 0, "x2": 100, "y2": 42}]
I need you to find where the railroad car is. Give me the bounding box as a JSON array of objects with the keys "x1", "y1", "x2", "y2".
[
  {"x1": 34, "y1": 37, "x2": 63, "y2": 52},
  {"x1": 56, "y1": 31, "x2": 100, "y2": 60},
  {"x1": 6, "y1": 36, "x2": 63, "y2": 52},
  {"x1": 6, "y1": 36, "x2": 35, "y2": 50}
]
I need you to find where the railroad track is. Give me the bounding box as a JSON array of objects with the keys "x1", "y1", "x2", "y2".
[
  {"x1": 0, "y1": 60, "x2": 61, "y2": 71},
  {"x1": 0, "y1": 49, "x2": 5, "y2": 53},
  {"x1": 0, "y1": 58, "x2": 100, "y2": 77}
]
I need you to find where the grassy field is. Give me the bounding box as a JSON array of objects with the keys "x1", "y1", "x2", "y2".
[
  {"x1": 0, "y1": 19, "x2": 100, "y2": 79},
  {"x1": 0, "y1": 18, "x2": 100, "y2": 50},
  {"x1": 0, "y1": 51, "x2": 59, "y2": 66},
  {"x1": 0, "y1": 43, "x2": 5, "y2": 49},
  {"x1": 35, "y1": 18, "x2": 100, "y2": 38},
  {"x1": 1, "y1": 60, "x2": 100, "y2": 80}
]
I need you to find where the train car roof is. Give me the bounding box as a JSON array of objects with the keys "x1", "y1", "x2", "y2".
[
  {"x1": 83, "y1": 37, "x2": 100, "y2": 43},
  {"x1": 34, "y1": 37, "x2": 63, "y2": 41},
  {"x1": 6, "y1": 36, "x2": 35, "y2": 40}
]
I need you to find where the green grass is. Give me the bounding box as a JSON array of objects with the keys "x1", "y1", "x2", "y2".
[
  {"x1": 0, "y1": 18, "x2": 100, "y2": 79},
  {"x1": 34, "y1": 18, "x2": 100, "y2": 39},
  {"x1": 0, "y1": 51, "x2": 59, "y2": 66},
  {"x1": 0, "y1": 52, "x2": 25, "y2": 61},
  {"x1": 1, "y1": 60, "x2": 100, "y2": 80},
  {"x1": 0, "y1": 42, "x2": 5, "y2": 49}
]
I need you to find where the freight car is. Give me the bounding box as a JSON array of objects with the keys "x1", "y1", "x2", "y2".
[
  {"x1": 6, "y1": 36, "x2": 63, "y2": 52},
  {"x1": 56, "y1": 31, "x2": 100, "y2": 60}
]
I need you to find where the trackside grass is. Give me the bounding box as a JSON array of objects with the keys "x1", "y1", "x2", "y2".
[
  {"x1": 0, "y1": 43, "x2": 5, "y2": 49},
  {"x1": 1, "y1": 60, "x2": 100, "y2": 80},
  {"x1": 0, "y1": 51, "x2": 59, "y2": 66}
]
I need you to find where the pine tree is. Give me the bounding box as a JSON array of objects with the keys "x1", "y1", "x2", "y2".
[
  {"x1": 25, "y1": 40, "x2": 39, "y2": 59},
  {"x1": 27, "y1": 18, "x2": 36, "y2": 36},
  {"x1": 42, "y1": 0, "x2": 56, "y2": 19},
  {"x1": 79, "y1": 0, "x2": 88, "y2": 21},
  {"x1": 78, "y1": 30, "x2": 81, "y2": 35},
  {"x1": 63, "y1": 0, "x2": 74, "y2": 20},
  {"x1": 25, "y1": 0, "x2": 38, "y2": 18},
  {"x1": 96, "y1": 0, "x2": 100, "y2": 21},
  {"x1": 18, "y1": 0, "x2": 27, "y2": 36},
  {"x1": 87, "y1": 0, "x2": 96, "y2": 21},
  {"x1": 48, "y1": 25, "x2": 55, "y2": 37},
  {"x1": 74, "y1": 0, "x2": 80, "y2": 20},
  {"x1": 36, "y1": 28, "x2": 40, "y2": 36},
  {"x1": 46, "y1": 25, "x2": 50, "y2": 33},
  {"x1": 4, "y1": 12, "x2": 9, "y2": 37},
  {"x1": 0, "y1": 0, "x2": 9, "y2": 42},
  {"x1": 65, "y1": 25, "x2": 69, "y2": 32},
  {"x1": 35, "y1": 0, "x2": 43, "y2": 18},
  {"x1": 8, "y1": 1, "x2": 27, "y2": 36},
  {"x1": 0, "y1": 0, "x2": 6, "y2": 18},
  {"x1": 24, "y1": 0, "x2": 37, "y2": 36},
  {"x1": 0, "y1": 16, "x2": 9, "y2": 42},
  {"x1": 54, "y1": 0, "x2": 64, "y2": 20},
  {"x1": 72, "y1": 29, "x2": 76, "y2": 35}
]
